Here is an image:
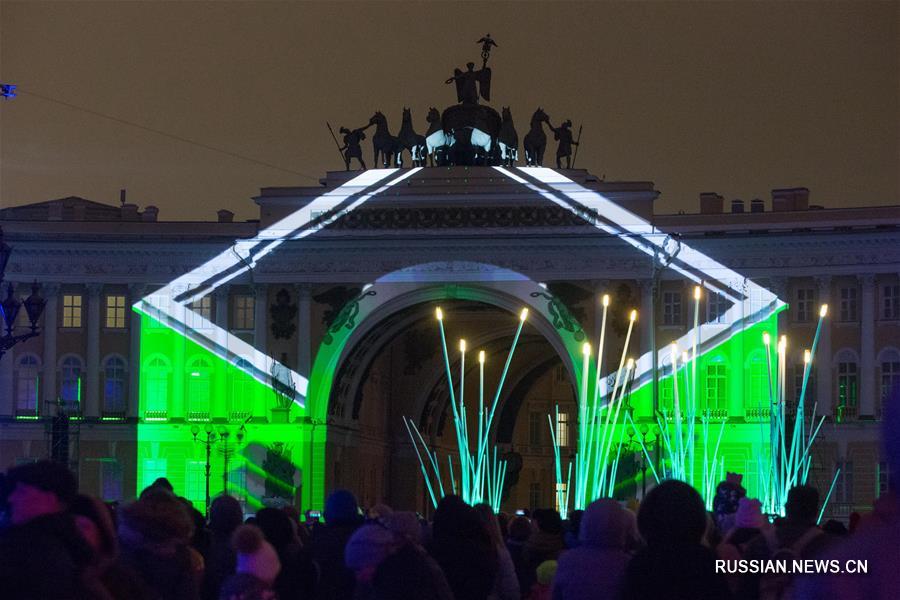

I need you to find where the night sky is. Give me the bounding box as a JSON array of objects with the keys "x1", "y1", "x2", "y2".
[{"x1": 1, "y1": 1, "x2": 897, "y2": 221}]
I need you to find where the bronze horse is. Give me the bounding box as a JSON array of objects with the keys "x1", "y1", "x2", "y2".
[
  {"x1": 523, "y1": 107, "x2": 550, "y2": 167},
  {"x1": 369, "y1": 111, "x2": 403, "y2": 168}
]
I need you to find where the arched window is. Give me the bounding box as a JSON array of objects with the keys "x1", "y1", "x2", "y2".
[
  {"x1": 836, "y1": 349, "x2": 858, "y2": 420},
  {"x1": 103, "y1": 355, "x2": 127, "y2": 415},
  {"x1": 145, "y1": 355, "x2": 170, "y2": 417},
  {"x1": 186, "y1": 357, "x2": 212, "y2": 419},
  {"x1": 705, "y1": 357, "x2": 727, "y2": 413},
  {"x1": 59, "y1": 355, "x2": 83, "y2": 411},
  {"x1": 15, "y1": 354, "x2": 41, "y2": 415},
  {"x1": 879, "y1": 348, "x2": 900, "y2": 418},
  {"x1": 229, "y1": 358, "x2": 254, "y2": 419}
]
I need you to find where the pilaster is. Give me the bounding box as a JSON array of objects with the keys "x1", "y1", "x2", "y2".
[
  {"x1": 859, "y1": 274, "x2": 876, "y2": 417},
  {"x1": 41, "y1": 283, "x2": 60, "y2": 413},
  {"x1": 85, "y1": 283, "x2": 103, "y2": 417},
  {"x1": 815, "y1": 276, "x2": 833, "y2": 414}
]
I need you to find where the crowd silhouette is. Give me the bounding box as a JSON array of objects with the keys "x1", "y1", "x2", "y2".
[{"x1": 0, "y1": 390, "x2": 897, "y2": 600}]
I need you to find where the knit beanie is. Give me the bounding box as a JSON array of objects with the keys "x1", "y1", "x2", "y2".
[
  {"x1": 232, "y1": 524, "x2": 281, "y2": 585},
  {"x1": 735, "y1": 497, "x2": 766, "y2": 529},
  {"x1": 536, "y1": 560, "x2": 558, "y2": 586},
  {"x1": 6, "y1": 460, "x2": 78, "y2": 505},
  {"x1": 325, "y1": 489, "x2": 360, "y2": 526},
  {"x1": 344, "y1": 524, "x2": 397, "y2": 574}
]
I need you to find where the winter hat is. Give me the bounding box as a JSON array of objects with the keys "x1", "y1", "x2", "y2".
[
  {"x1": 6, "y1": 460, "x2": 78, "y2": 505},
  {"x1": 344, "y1": 524, "x2": 397, "y2": 574},
  {"x1": 536, "y1": 560, "x2": 558, "y2": 586},
  {"x1": 735, "y1": 497, "x2": 766, "y2": 529},
  {"x1": 381, "y1": 511, "x2": 421, "y2": 545},
  {"x1": 325, "y1": 489, "x2": 361, "y2": 526},
  {"x1": 579, "y1": 498, "x2": 631, "y2": 548},
  {"x1": 209, "y1": 494, "x2": 244, "y2": 535},
  {"x1": 118, "y1": 490, "x2": 194, "y2": 544},
  {"x1": 233, "y1": 524, "x2": 281, "y2": 585},
  {"x1": 638, "y1": 480, "x2": 707, "y2": 545}
]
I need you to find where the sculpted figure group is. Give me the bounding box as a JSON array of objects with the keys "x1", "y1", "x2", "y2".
[{"x1": 332, "y1": 35, "x2": 581, "y2": 170}]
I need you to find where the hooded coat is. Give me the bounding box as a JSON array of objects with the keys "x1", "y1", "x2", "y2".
[{"x1": 551, "y1": 499, "x2": 633, "y2": 600}]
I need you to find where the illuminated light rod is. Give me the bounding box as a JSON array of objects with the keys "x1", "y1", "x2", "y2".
[
  {"x1": 404, "y1": 306, "x2": 527, "y2": 510},
  {"x1": 760, "y1": 304, "x2": 836, "y2": 517},
  {"x1": 137, "y1": 167, "x2": 422, "y2": 407}
]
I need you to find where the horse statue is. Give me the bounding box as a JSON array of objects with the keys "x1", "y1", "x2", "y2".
[
  {"x1": 397, "y1": 108, "x2": 428, "y2": 167},
  {"x1": 425, "y1": 107, "x2": 454, "y2": 166},
  {"x1": 369, "y1": 111, "x2": 403, "y2": 168},
  {"x1": 523, "y1": 107, "x2": 550, "y2": 167},
  {"x1": 498, "y1": 106, "x2": 519, "y2": 166}
]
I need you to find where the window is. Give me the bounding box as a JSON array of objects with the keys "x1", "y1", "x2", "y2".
[
  {"x1": 705, "y1": 361, "x2": 727, "y2": 411},
  {"x1": 188, "y1": 296, "x2": 212, "y2": 330},
  {"x1": 707, "y1": 293, "x2": 730, "y2": 324},
  {"x1": 15, "y1": 355, "x2": 41, "y2": 414},
  {"x1": 837, "y1": 357, "x2": 858, "y2": 421},
  {"x1": 529, "y1": 482, "x2": 542, "y2": 509},
  {"x1": 839, "y1": 287, "x2": 858, "y2": 322},
  {"x1": 555, "y1": 482, "x2": 568, "y2": 514},
  {"x1": 747, "y1": 353, "x2": 768, "y2": 407},
  {"x1": 229, "y1": 358, "x2": 254, "y2": 419},
  {"x1": 528, "y1": 411, "x2": 543, "y2": 446},
  {"x1": 141, "y1": 459, "x2": 168, "y2": 492},
  {"x1": 880, "y1": 350, "x2": 900, "y2": 417},
  {"x1": 60, "y1": 356, "x2": 83, "y2": 411},
  {"x1": 62, "y1": 294, "x2": 83, "y2": 328},
  {"x1": 834, "y1": 460, "x2": 854, "y2": 504},
  {"x1": 556, "y1": 412, "x2": 570, "y2": 448},
  {"x1": 105, "y1": 295, "x2": 127, "y2": 329},
  {"x1": 659, "y1": 377, "x2": 674, "y2": 413},
  {"x1": 103, "y1": 356, "x2": 126, "y2": 414},
  {"x1": 796, "y1": 288, "x2": 815, "y2": 322},
  {"x1": 884, "y1": 284, "x2": 900, "y2": 320},
  {"x1": 233, "y1": 295, "x2": 255, "y2": 330},
  {"x1": 145, "y1": 356, "x2": 170, "y2": 417},
  {"x1": 100, "y1": 460, "x2": 123, "y2": 502},
  {"x1": 877, "y1": 461, "x2": 891, "y2": 497},
  {"x1": 663, "y1": 291, "x2": 682, "y2": 326},
  {"x1": 185, "y1": 461, "x2": 206, "y2": 511},
  {"x1": 186, "y1": 357, "x2": 212, "y2": 418},
  {"x1": 145, "y1": 294, "x2": 168, "y2": 329}
]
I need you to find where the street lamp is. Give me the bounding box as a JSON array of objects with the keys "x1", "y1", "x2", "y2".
[
  {"x1": 191, "y1": 423, "x2": 218, "y2": 517},
  {"x1": 0, "y1": 227, "x2": 46, "y2": 359}
]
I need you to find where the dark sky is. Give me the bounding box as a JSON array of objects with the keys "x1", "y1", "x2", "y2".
[{"x1": 1, "y1": 1, "x2": 897, "y2": 221}]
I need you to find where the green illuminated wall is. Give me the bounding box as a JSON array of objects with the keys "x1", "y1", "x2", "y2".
[{"x1": 137, "y1": 292, "x2": 782, "y2": 512}]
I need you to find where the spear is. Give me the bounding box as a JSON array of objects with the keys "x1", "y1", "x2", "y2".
[
  {"x1": 326, "y1": 122, "x2": 346, "y2": 166},
  {"x1": 571, "y1": 125, "x2": 583, "y2": 168}
]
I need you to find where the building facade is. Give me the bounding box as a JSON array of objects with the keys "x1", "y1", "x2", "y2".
[{"x1": 1, "y1": 169, "x2": 897, "y2": 519}]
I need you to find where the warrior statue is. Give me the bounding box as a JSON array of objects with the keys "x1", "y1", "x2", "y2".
[
  {"x1": 339, "y1": 125, "x2": 369, "y2": 171},
  {"x1": 550, "y1": 119, "x2": 579, "y2": 169},
  {"x1": 445, "y1": 61, "x2": 491, "y2": 105}
]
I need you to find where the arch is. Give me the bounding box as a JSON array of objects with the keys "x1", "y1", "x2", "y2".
[
  {"x1": 744, "y1": 349, "x2": 768, "y2": 407},
  {"x1": 102, "y1": 354, "x2": 128, "y2": 414},
  {"x1": 834, "y1": 347, "x2": 860, "y2": 365},
  {"x1": 301, "y1": 262, "x2": 592, "y2": 511},
  {"x1": 229, "y1": 356, "x2": 255, "y2": 418},
  {"x1": 877, "y1": 347, "x2": 900, "y2": 364}
]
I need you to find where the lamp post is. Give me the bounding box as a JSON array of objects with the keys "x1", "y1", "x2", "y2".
[
  {"x1": 218, "y1": 420, "x2": 247, "y2": 495},
  {"x1": 0, "y1": 227, "x2": 46, "y2": 360},
  {"x1": 191, "y1": 424, "x2": 219, "y2": 517}
]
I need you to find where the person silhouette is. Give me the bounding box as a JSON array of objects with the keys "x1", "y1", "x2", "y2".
[
  {"x1": 551, "y1": 120, "x2": 579, "y2": 169},
  {"x1": 339, "y1": 126, "x2": 368, "y2": 171}
]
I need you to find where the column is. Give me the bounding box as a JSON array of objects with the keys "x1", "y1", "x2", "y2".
[
  {"x1": 214, "y1": 287, "x2": 229, "y2": 418},
  {"x1": 0, "y1": 286, "x2": 14, "y2": 413},
  {"x1": 85, "y1": 283, "x2": 103, "y2": 417},
  {"x1": 171, "y1": 285, "x2": 186, "y2": 419},
  {"x1": 41, "y1": 284, "x2": 60, "y2": 412},
  {"x1": 295, "y1": 284, "x2": 312, "y2": 379},
  {"x1": 253, "y1": 284, "x2": 268, "y2": 355},
  {"x1": 639, "y1": 279, "x2": 654, "y2": 354},
  {"x1": 128, "y1": 284, "x2": 145, "y2": 418},
  {"x1": 859, "y1": 274, "x2": 876, "y2": 417},
  {"x1": 215, "y1": 286, "x2": 229, "y2": 329},
  {"x1": 815, "y1": 276, "x2": 832, "y2": 414}
]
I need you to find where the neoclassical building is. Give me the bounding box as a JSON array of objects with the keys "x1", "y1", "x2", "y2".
[{"x1": 1, "y1": 167, "x2": 897, "y2": 520}]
